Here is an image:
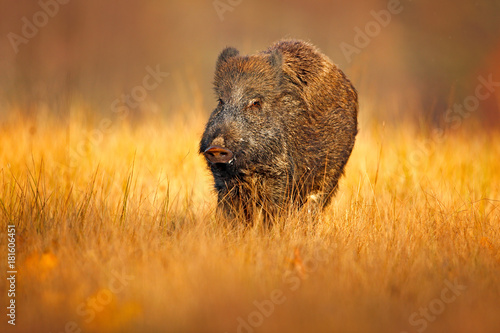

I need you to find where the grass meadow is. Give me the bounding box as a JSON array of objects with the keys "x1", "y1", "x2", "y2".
[{"x1": 1, "y1": 99, "x2": 499, "y2": 333}]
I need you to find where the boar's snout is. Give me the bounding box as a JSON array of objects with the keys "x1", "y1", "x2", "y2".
[{"x1": 203, "y1": 146, "x2": 234, "y2": 164}]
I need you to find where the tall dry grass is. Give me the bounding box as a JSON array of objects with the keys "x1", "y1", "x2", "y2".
[{"x1": 0, "y1": 101, "x2": 499, "y2": 333}]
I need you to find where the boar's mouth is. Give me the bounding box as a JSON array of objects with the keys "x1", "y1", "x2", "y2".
[{"x1": 203, "y1": 145, "x2": 234, "y2": 165}]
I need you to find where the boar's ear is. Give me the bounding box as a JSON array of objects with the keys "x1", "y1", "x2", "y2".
[
  {"x1": 266, "y1": 49, "x2": 283, "y2": 69},
  {"x1": 216, "y1": 47, "x2": 239, "y2": 70}
]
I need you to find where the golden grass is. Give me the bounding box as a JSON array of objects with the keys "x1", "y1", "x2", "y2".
[{"x1": 1, "y1": 103, "x2": 499, "y2": 333}]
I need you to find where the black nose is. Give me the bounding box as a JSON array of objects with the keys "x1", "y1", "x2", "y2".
[{"x1": 203, "y1": 146, "x2": 234, "y2": 164}]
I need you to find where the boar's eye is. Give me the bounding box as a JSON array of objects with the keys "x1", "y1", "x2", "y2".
[
  {"x1": 218, "y1": 98, "x2": 224, "y2": 106},
  {"x1": 247, "y1": 99, "x2": 261, "y2": 109}
]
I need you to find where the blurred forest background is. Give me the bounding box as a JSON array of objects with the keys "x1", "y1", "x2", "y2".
[{"x1": 0, "y1": 0, "x2": 499, "y2": 128}]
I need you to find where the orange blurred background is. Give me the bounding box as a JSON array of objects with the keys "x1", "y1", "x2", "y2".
[{"x1": 1, "y1": 0, "x2": 499, "y2": 127}]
